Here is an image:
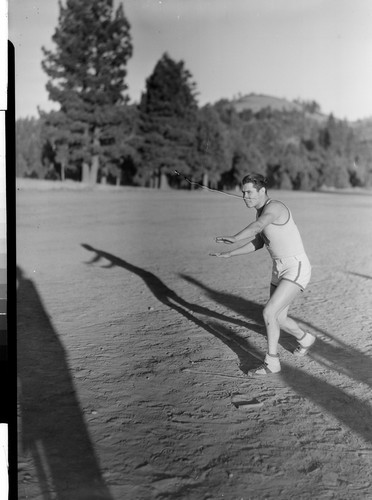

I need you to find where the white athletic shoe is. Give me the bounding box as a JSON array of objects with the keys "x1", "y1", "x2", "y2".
[{"x1": 247, "y1": 354, "x2": 281, "y2": 376}]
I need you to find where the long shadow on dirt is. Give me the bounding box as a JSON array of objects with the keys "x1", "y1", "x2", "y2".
[
  {"x1": 17, "y1": 266, "x2": 113, "y2": 500},
  {"x1": 280, "y1": 364, "x2": 372, "y2": 445},
  {"x1": 82, "y1": 244, "x2": 265, "y2": 372},
  {"x1": 179, "y1": 273, "x2": 297, "y2": 353},
  {"x1": 180, "y1": 274, "x2": 372, "y2": 443},
  {"x1": 181, "y1": 274, "x2": 372, "y2": 389},
  {"x1": 82, "y1": 246, "x2": 372, "y2": 444}
]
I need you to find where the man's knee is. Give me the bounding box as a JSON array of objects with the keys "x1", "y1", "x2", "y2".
[{"x1": 263, "y1": 304, "x2": 278, "y2": 325}]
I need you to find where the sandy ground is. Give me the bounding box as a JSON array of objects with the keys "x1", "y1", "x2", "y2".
[{"x1": 16, "y1": 180, "x2": 372, "y2": 500}]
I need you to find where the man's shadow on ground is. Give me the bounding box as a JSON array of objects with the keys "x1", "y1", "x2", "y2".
[
  {"x1": 81, "y1": 244, "x2": 264, "y2": 371},
  {"x1": 17, "y1": 266, "x2": 113, "y2": 500},
  {"x1": 82, "y1": 245, "x2": 372, "y2": 445}
]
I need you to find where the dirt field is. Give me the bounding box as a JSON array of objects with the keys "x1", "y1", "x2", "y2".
[{"x1": 16, "y1": 180, "x2": 372, "y2": 500}]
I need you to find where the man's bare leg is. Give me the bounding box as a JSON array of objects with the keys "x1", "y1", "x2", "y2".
[
  {"x1": 264, "y1": 280, "x2": 302, "y2": 356},
  {"x1": 275, "y1": 299, "x2": 305, "y2": 340},
  {"x1": 249, "y1": 281, "x2": 302, "y2": 375},
  {"x1": 273, "y1": 285, "x2": 316, "y2": 354}
]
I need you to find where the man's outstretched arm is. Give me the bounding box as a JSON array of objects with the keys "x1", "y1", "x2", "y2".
[
  {"x1": 215, "y1": 204, "x2": 279, "y2": 244},
  {"x1": 210, "y1": 235, "x2": 264, "y2": 258}
]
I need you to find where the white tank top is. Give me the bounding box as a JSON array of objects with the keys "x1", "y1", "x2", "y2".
[{"x1": 257, "y1": 199, "x2": 305, "y2": 259}]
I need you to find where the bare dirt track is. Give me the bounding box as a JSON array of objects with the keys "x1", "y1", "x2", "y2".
[{"x1": 17, "y1": 180, "x2": 372, "y2": 500}]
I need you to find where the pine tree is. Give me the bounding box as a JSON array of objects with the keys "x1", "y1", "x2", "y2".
[
  {"x1": 137, "y1": 53, "x2": 198, "y2": 188},
  {"x1": 41, "y1": 0, "x2": 133, "y2": 183}
]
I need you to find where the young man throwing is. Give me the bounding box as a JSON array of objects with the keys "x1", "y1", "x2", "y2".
[{"x1": 210, "y1": 173, "x2": 315, "y2": 375}]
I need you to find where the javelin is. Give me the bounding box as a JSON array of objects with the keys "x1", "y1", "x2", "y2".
[{"x1": 174, "y1": 170, "x2": 242, "y2": 199}]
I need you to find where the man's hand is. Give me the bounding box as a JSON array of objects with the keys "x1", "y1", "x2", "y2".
[
  {"x1": 209, "y1": 252, "x2": 231, "y2": 258},
  {"x1": 215, "y1": 236, "x2": 237, "y2": 244}
]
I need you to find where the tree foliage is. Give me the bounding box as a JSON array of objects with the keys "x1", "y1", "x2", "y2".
[
  {"x1": 136, "y1": 53, "x2": 199, "y2": 187},
  {"x1": 41, "y1": 0, "x2": 133, "y2": 183},
  {"x1": 194, "y1": 105, "x2": 229, "y2": 187}
]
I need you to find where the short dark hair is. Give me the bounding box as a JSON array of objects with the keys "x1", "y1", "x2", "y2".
[{"x1": 241, "y1": 173, "x2": 268, "y2": 192}]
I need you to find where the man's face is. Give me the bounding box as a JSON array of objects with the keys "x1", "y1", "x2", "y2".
[{"x1": 242, "y1": 182, "x2": 265, "y2": 208}]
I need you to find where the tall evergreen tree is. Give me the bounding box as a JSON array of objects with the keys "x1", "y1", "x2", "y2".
[
  {"x1": 41, "y1": 0, "x2": 133, "y2": 183},
  {"x1": 137, "y1": 53, "x2": 198, "y2": 187}
]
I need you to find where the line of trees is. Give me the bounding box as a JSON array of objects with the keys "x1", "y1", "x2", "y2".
[{"x1": 16, "y1": 0, "x2": 372, "y2": 190}]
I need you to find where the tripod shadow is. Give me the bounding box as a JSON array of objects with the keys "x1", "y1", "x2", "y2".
[
  {"x1": 82, "y1": 244, "x2": 264, "y2": 372},
  {"x1": 280, "y1": 364, "x2": 372, "y2": 444},
  {"x1": 17, "y1": 267, "x2": 113, "y2": 500},
  {"x1": 295, "y1": 317, "x2": 372, "y2": 389}
]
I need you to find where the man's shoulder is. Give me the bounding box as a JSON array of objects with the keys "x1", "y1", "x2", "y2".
[
  {"x1": 264, "y1": 200, "x2": 290, "y2": 223},
  {"x1": 265, "y1": 199, "x2": 287, "y2": 212}
]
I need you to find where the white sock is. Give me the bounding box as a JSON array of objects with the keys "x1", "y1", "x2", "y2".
[
  {"x1": 265, "y1": 353, "x2": 281, "y2": 371},
  {"x1": 299, "y1": 332, "x2": 315, "y2": 348}
]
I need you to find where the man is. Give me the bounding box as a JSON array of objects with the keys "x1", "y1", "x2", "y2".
[{"x1": 210, "y1": 173, "x2": 315, "y2": 375}]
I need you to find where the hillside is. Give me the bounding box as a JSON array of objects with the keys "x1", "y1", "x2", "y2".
[
  {"x1": 352, "y1": 117, "x2": 372, "y2": 142},
  {"x1": 351, "y1": 118, "x2": 372, "y2": 164},
  {"x1": 231, "y1": 93, "x2": 327, "y2": 122}
]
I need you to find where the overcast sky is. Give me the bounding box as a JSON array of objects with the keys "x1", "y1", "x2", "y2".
[{"x1": 8, "y1": 0, "x2": 372, "y2": 121}]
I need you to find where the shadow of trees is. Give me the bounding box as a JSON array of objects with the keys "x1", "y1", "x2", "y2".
[{"x1": 17, "y1": 266, "x2": 113, "y2": 500}]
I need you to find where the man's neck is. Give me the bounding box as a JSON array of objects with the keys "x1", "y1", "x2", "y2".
[{"x1": 256, "y1": 195, "x2": 269, "y2": 211}]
